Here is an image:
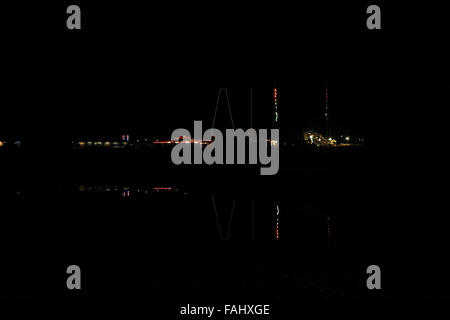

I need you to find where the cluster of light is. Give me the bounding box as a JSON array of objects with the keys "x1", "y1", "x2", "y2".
[
  {"x1": 74, "y1": 134, "x2": 219, "y2": 148},
  {"x1": 0, "y1": 141, "x2": 23, "y2": 148},
  {"x1": 153, "y1": 187, "x2": 172, "y2": 191},
  {"x1": 153, "y1": 136, "x2": 211, "y2": 145},
  {"x1": 76, "y1": 140, "x2": 130, "y2": 148},
  {"x1": 266, "y1": 139, "x2": 278, "y2": 146},
  {"x1": 304, "y1": 131, "x2": 337, "y2": 147}
]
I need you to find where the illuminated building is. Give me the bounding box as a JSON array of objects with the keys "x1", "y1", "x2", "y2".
[{"x1": 303, "y1": 129, "x2": 336, "y2": 147}]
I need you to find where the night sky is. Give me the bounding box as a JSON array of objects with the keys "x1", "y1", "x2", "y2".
[{"x1": 2, "y1": 1, "x2": 395, "y2": 145}]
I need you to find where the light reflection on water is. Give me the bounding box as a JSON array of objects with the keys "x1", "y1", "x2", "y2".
[
  {"x1": 77, "y1": 184, "x2": 187, "y2": 196},
  {"x1": 0, "y1": 180, "x2": 371, "y2": 297},
  {"x1": 75, "y1": 184, "x2": 336, "y2": 243}
]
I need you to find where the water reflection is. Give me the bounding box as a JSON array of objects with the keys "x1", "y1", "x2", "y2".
[
  {"x1": 77, "y1": 184, "x2": 187, "y2": 196},
  {"x1": 75, "y1": 183, "x2": 337, "y2": 243},
  {"x1": 0, "y1": 179, "x2": 371, "y2": 297},
  {"x1": 274, "y1": 202, "x2": 280, "y2": 240}
]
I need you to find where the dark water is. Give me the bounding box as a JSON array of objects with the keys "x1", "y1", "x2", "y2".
[{"x1": 0, "y1": 146, "x2": 390, "y2": 300}]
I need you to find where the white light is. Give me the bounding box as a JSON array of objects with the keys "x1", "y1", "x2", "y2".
[{"x1": 345, "y1": 136, "x2": 350, "y2": 141}]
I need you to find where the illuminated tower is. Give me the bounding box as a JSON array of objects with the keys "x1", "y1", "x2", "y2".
[{"x1": 273, "y1": 87, "x2": 279, "y2": 128}]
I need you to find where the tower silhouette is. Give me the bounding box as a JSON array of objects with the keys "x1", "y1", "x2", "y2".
[{"x1": 211, "y1": 88, "x2": 235, "y2": 129}]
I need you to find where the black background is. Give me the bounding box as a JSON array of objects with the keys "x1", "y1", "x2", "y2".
[{"x1": 1, "y1": 0, "x2": 449, "y2": 311}]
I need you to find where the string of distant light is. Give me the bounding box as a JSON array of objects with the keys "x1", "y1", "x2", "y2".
[{"x1": 273, "y1": 88, "x2": 279, "y2": 125}]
